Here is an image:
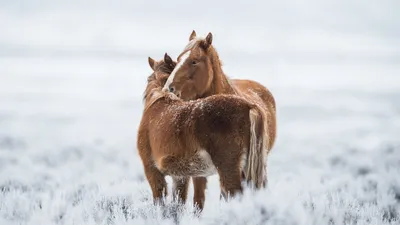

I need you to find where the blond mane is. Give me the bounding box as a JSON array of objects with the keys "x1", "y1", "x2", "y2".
[{"x1": 184, "y1": 37, "x2": 204, "y2": 51}]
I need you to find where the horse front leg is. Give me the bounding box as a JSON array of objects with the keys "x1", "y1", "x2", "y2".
[
  {"x1": 192, "y1": 177, "x2": 207, "y2": 211},
  {"x1": 143, "y1": 164, "x2": 167, "y2": 206},
  {"x1": 172, "y1": 176, "x2": 190, "y2": 205},
  {"x1": 137, "y1": 130, "x2": 167, "y2": 205}
]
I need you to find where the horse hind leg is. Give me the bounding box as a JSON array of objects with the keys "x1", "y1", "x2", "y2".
[{"x1": 217, "y1": 165, "x2": 243, "y2": 200}]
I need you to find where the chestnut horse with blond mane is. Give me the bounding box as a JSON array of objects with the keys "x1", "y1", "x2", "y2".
[
  {"x1": 162, "y1": 30, "x2": 277, "y2": 208},
  {"x1": 163, "y1": 31, "x2": 276, "y2": 150},
  {"x1": 137, "y1": 55, "x2": 267, "y2": 211}
]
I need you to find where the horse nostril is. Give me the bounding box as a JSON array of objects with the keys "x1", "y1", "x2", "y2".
[{"x1": 169, "y1": 86, "x2": 175, "y2": 93}]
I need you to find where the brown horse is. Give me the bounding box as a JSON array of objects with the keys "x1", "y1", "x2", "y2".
[
  {"x1": 162, "y1": 30, "x2": 276, "y2": 152},
  {"x1": 137, "y1": 56, "x2": 267, "y2": 211}
]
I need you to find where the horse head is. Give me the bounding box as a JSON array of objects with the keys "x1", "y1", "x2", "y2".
[
  {"x1": 144, "y1": 53, "x2": 177, "y2": 103},
  {"x1": 162, "y1": 30, "x2": 217, "y2": 101}
]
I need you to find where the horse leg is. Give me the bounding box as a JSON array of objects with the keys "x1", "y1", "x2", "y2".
[
  {"x1": 172, "y1": 176, "x2": 190, "y2": 205},
  {"x1": 192, "y1": 177, "x2": 207, "y2": 211},
  {"x1": 143, "y1": 164, "x2": 167, "y2": 206},
  {"x1": 217, "y1": 166, "x2": 243, "y2": 200},
  {"x1": 137, "y1": 130, "x2": 167, "y2": 205}
]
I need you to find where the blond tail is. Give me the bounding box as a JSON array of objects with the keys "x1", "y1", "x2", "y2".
[{"x1": 246, "y1": 106, "x2": 268, "y2": 189}]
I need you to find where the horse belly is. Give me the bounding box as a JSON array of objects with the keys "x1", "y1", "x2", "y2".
[
  {"x1": 191, "y1": 150, "x2": 217, "y2": 177},
  {"x1": 155, "y1": 150, "x2": 217, "y2": 177}
]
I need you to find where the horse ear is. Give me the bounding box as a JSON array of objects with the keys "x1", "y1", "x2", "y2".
[
  {"x1": 189, "y1": 30, "x2": 197, "y2": 41},
  {"x1": 201, "y1": 32, "x2": 213, "y2": 49},
  {"x1": 164, "y1": 53, "x2": 173, "y2": 66},
  {"x1": 148, "y1": 57, "x2": 156, "y2": 71}
]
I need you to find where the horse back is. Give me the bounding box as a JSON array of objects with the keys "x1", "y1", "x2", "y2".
[{"x1": 231, "y1": 79, "x2": 276, "y2": 110}]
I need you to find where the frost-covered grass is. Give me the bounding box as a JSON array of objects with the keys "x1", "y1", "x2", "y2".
[{"x1": 1, "y1": 138, "x2": 400, "y2": 225}]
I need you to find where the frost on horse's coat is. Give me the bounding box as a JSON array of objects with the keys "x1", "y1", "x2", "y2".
[{"x1": 137, "y1": 55, "x2": 267, "y2": 211}]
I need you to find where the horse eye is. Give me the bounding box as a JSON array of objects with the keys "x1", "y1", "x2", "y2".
[{"x1": 192, "y1": 60, "x2": 198, "y2": 65}]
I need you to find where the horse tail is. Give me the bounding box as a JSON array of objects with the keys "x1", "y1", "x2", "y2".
[{"x1": 246, "y1": 105, "x2": 268, "y2": 189}]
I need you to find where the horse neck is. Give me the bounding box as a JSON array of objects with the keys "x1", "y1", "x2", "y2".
[{"x1": 204, "y1": 47, "x2": 236, "y2": 97}]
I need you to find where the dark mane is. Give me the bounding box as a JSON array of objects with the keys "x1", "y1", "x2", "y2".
[{"x1": 155, "y1": 60, "x2": 176, "y2": 74}]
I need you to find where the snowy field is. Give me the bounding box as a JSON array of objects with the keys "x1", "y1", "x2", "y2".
[{"x1": 1, "y1": 1, "x2": 400, "y2": 224}]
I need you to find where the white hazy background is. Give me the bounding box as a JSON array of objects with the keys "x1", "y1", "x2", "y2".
[{"x1": 1, "y1": 1, "x2": 400, "y2": 224}]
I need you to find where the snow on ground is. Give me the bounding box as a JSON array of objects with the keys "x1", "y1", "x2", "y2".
[{"x1": 1, "y1": 1, "x2": 400, "y2": 224}]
